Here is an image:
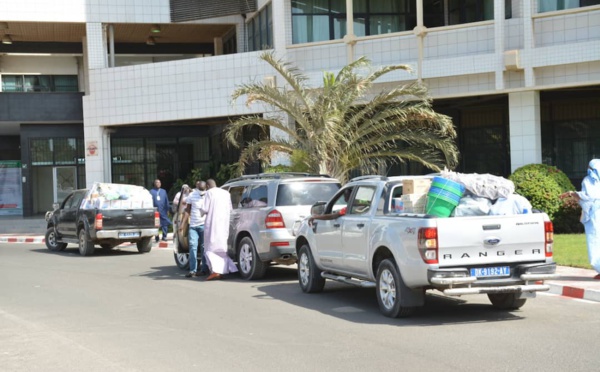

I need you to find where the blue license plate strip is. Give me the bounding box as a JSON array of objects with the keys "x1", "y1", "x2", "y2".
[{"x1": 470, "y1": 266, "x2": 510, "y2": 278}]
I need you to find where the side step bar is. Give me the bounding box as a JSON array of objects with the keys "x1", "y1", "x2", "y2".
[{"x1": 321, "y1": 272, "x2": 376, "y2": 288}]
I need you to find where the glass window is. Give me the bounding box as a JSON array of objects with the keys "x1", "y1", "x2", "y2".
[
  {"x1": 349, "y1": 186, "x2": 375, "y2": 215},
  {"x1": 276, "y1": 182, "x2": 340, "y2": 206},
  {"x1": 31, "y1": 139, "x2": 54, "y2": 166},
  {"x1": 242, "y1": 185, "x2": 268, "y2": 208},
  {"x1": 229, "y1": 186, "x2": 245, "y2": 209},
  {"x1": 53, "y1": 138, "x2": 78, "y2": 165},
  {"x1": 1, "y1": 75, "x2": 23, "y2": 92},
  {"x1": 293, "y1": 14, "x2": 330, "y2": 43},
  {"x1": 54, "y1": 75, "x2": 79, "y2": 92},
  {"x1": 247, "y1": 3, "x2": 273, "y2": 51},
  {"x1": 539, "y1": 0, "x2": 600, "y2": 12}
]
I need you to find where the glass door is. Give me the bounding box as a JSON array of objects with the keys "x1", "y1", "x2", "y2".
[{"x1": 53, "y1": 166, "x2": 77, "y2": 204}]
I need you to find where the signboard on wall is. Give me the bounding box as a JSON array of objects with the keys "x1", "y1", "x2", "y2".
[
  {"x1": 86, "y1": 141, "x2": 99, "y2": 156},
  {"x1": 0, "y1": 160, "x2": 23, "y2": 216}
]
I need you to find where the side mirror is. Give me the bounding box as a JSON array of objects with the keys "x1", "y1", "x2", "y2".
[
  {"x1": 310, "y1": 201, "x2": 327, "y2": 216},
  {"x1": 52, "y1": 203, "x2": 60, "y2": 210}
]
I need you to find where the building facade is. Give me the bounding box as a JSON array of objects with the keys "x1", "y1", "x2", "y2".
[{"x1": 0, "y1": 0, "x2": 598, "y2": 216}]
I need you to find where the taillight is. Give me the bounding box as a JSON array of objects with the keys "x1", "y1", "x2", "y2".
[
  {"x1": 544, "y1": 221, "x2": 554, "y2": 257},
  {"x1": 418, "y1": 227, "x2": 438, "y2": 264},
  {"x1": 154, "y1": 211, "x2": 160, "y2": 228},
  {"x1": 265, "y1": 210, "x2": 285, "y2": 229},
  {"x1": 95, "y1": 213, "x2": 103, "y2": 230}
]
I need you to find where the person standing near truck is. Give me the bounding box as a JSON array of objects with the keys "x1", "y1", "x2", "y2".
[
  {"x1": 151, "y1": 179, "x2": 171, "y2": 242},
  {"x1": 200, "y1": 179, "x2": 238, "y2": 281},
  {"x1": 562, "y1": 159, "x2": 600, "y2": 279},
  {"x1": 180, "y1": 181, "x2": 209, "y2": 277}
]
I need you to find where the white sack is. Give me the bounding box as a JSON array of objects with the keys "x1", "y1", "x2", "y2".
[
  {"x1": 453, "y1": 196, "x2": 492, "y2": 216},
  {"x1": 489, "y1": 194, "x2": 533, "y2": 215},
  {"x1": 441, "y1": 170, "x2": 515, "y2": 199}
]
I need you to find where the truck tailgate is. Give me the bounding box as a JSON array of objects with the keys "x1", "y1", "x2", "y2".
[
  {"x1": 99, "y1": 209, "x2": 156, "y2": 230},
  {"x1": 436, "y1": 214, "x2": 547, "y2": 267}
]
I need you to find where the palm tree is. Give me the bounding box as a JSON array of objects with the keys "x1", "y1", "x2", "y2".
[{"x1": 228, "y1": 51, "x2": 459, "y2": 183}]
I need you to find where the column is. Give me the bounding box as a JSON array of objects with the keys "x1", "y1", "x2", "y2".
[
  {"x1": 494, "y1": 0, "x2": 506, "y2": 90},
  {"x1": 271, "y1": 0, "x2": 288, "y2": 52},
  {"x1": 83, "y1": 124, "x2": 112, "y2": 186},
  {"x1": 85, "y1": 23, "x2": 107, "y2": 70},
  {"x1": 522, "y1": 0, "x2": 536, "y2": 87},
  {"x1": 509, "y1": 91, "x2": 542, "y2": 172}
]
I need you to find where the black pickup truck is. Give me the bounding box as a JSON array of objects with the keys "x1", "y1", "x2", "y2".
[{"x1": 45, "y1": 182, "x2": 159, "y2": 256}]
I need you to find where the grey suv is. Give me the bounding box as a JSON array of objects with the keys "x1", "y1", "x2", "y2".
[{"x1": 222, "y1": 173, "x2": 340, "y2": 280}]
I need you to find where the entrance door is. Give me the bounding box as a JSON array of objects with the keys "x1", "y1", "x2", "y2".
[{"x1": 53, "y1": 166, "x2": 77, "y2": 204}]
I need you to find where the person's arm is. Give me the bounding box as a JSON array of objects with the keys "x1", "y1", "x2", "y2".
[
  {"x1": 560, "y1": 190, "x2": 581, "y2": 201},
  {"x1": 308, "y1": 210, "x2": 343, "y2": 226}
]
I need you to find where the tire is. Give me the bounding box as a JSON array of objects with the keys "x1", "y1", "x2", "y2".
[
  {"x1": 78, "y1": 228, "x2": 95, "y2": 256},
  {"x1": 237, "y1": 236, "x2": 267, "y2": 280},
  {"x1": 45, "y1": 227, "x2": 67, "y2": 251},
  {"x1": 376, "y1": 259, "x2": 415, "y2": 318},
  {"x1": 487, "y1": 293, "x2": 527, "y2": 310},
  {"x1": 297, "y1": 243, "x2": 325, "y2": 293},
  {"x1": 174, "y1": 252, "x2": 190, "y2": 270},
  {"x1": 136, "y1": 237, "x2": 152, "y2": 253}
]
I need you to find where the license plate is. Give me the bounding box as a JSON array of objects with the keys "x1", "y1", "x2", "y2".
[
  {"x1": 119, "y1": 232, "x2": 140, "y2": 238},
  {"x1": 470, "y1": 266, "x2": 510, "y2": 278}
]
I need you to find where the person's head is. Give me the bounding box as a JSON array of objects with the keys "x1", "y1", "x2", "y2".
[
  {"x1": 181, "y1": 184, "x2": 190, "y2": 193},
  {"x1": 207, "y1": 179, "x2": 217, "y2": 189},
  {"x1": 588, "y1": 159, "x2": 600, "y2": 182},
  {"x1": 197, "y1": 181, "x2": 207, "y2": 191},
  {"x1": 343, "y1": 188, "x2": 352, "y2": 202},
  {"x1": 154, "y1": 179, "x2": 161, "y2": 189}
]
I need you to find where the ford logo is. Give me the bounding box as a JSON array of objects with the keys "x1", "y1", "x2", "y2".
[{"x1": 485, "y1": 238, "x2": 501, "y2": 245}]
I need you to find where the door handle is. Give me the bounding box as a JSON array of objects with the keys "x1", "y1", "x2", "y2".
[
  {"x1": 333, "y1": 223, "x2": 340, "y2": 228},
  {"x1": 357, "y1": 223, "x2": 365, "y2": 228}
]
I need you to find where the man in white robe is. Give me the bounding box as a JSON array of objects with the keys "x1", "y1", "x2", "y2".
[{"x1": 200, "y1": 179, "x2": 238, "y2": 280}]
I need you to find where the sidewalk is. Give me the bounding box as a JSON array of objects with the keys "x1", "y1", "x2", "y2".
[
  {"x1": 0, "y1": 215, "x2": 173, "y2": 249},
  {"x1": 0, "y1": 216, "x2": 599, "y2": 303}
]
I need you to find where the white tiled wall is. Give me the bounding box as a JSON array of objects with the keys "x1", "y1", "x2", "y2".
[
  {"x1": 536, "y1": 61, "x2": 600, "y2": 86},
  {"x1": 426, "y1": 73, "x2": 496, "y2": 97},
  {"x1": 83, "y1": 51, "x2": 271, "y2": 127},
  {"x1": 534, "y1": 9, "x2": 600, "y2": 47},
  {"x1": 509, "y1": 91, "x2": 542, "y2": 171},
  {"x1": 425, "y1": 25, "x2": 495, "y2": 59},
  {"x1": 0, "y1": 0, "x2": 169, "y2": 23},
  {"x1": 86, "y1": 23, "x2": 106, "y2": 70}
]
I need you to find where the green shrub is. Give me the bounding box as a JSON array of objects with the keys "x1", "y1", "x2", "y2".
[{"x1": 509, "y1": 164, "x2": 582, "y2": 233}]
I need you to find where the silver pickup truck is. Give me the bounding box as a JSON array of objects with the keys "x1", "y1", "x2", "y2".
[{"x1": 294, "y1": 175, "x2": 559, "y2": 318}]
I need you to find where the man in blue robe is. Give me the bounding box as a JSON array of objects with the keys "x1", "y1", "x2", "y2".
[{"x1": 150, "y1": 179, "x2": 171, "y2": 242}]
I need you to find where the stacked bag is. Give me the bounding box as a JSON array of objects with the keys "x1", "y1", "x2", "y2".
[{"x1": 399, "y1": 171, "x2": 532, "y2": 218}]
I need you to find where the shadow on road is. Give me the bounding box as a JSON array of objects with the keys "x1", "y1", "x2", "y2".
[
  {"x1": 29, "y1": 247, "x2": 143, "y2": 257},
  {"x1": 255, "y1": 281, "x2": 526, "y2": 326}
]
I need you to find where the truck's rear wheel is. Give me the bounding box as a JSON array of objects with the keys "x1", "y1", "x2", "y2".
[
  {"x1": 487, "y1": 293, "x2": 527, "y2": 310},
  {"x1": 237, "y1": 237, "x2": 267, "y2": 280},
  {"x1": 45, "y1": 227, "x2": 67, "y2": 251},
  {"x1": 78, "y1": 229, "x2": 95, "y2": 256},
  {"x1": 376, "y1": 259, "x2": 415, "y2": 318},
  {"x1": 174, "y1": 252, "x2": 190, "y2": 270},
  {"x1": 298, "y1": 244, "x2": 325, "y2": 293},
  {"x1": 136, "y1": 237, "x2": 152, "y2": 253}
]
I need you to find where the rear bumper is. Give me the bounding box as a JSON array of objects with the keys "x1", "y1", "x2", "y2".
[
  {"x1": 95, "y1": 228, "x2": 157, "y2": 240},
  {"x1": 256, "y1": 229, "x2": 296, "y2": 261},
  {"x1": 428, "y1": 262, "x2": 559, "y2": 296}
]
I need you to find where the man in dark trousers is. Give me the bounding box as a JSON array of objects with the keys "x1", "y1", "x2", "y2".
[{"x1": 150, "y1": 178, "x2": 171, "y2": 242}]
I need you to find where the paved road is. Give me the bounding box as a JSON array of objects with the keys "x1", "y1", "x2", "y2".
[{"x1": 1, "y1": 244, "x2": 599, "y2": 372}]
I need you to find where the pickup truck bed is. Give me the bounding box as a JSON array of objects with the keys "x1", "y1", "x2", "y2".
[{"x1": 295, "y1": 176, "x2": 559, "y2": 318}]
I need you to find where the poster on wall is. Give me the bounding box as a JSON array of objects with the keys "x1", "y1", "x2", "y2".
[{"x1": 0, "y1": 160, "x2": 23, "y2": 216}]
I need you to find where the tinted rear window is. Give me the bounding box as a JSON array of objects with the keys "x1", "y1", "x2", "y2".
[{"x1": 276, "y1": 183, "x2": 340, "y2": 206}]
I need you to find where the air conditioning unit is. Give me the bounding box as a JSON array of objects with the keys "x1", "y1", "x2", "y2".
[{"x1": 504, "y1": 50, "x2": 522, "y2": 71}]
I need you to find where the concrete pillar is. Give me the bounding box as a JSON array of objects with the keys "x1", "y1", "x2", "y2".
[
  {"x1": 214, "y1": 37, "x2": 223, "y2": 56},
  {"x1": 494, "y1": 0, "x2": 506, "y2": 90},
  {"x1": 522, "y1": 0, "x2": 536, "y2": 87},
  {"x1": 83, "y1": 124, "x2": 112, "y2": 187},
  {"x1": 85, "y1": 23, "x2": 108, "y2": 70},
  {"x1": 509, "y1": 91, "x2": 542, "y2": 172},
  {"x1": 271, "y1": 0, "x2": 287, "y2": 51}
]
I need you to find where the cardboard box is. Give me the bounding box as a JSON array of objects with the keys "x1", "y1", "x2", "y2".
[
  {"x1": 402, "y1": 179, "x2": 431, "y2": 195},
  {"x1": 401, "y1": 193, "x2": 427, "y2": 203}
]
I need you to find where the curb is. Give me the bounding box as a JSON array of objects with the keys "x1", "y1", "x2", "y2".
[
  {"x1": 546, "y1": 282, "x2": 600, "y2": 303},
  {"x1": 0, "y1": 235, "x2": 173, "y2": 249}
]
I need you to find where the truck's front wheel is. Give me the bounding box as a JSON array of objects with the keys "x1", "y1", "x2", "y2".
[
  {"x1": 136, "y1": 237, "x2": 152, "y2": 253},
  {"x1": 78, "y1": 229, "x2": 95, "y2": 256},
  {"x1": 298, "y1": 244, "x2": 325, "y2": 293},
  {"x1": 376, "y1": 259, "x2": 415, "y2": 318},
  {"x1": 487, "y1": 293, "x2": 527, "y2": 310},
  {"x1": 45, "y1": 227, "x2": 67, "y2": 251}
]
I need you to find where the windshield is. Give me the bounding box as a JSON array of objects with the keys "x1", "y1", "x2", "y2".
[{"x1": 276, "y1": 182, "x2": 340, "y2": 206}]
